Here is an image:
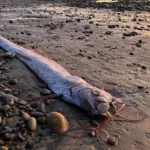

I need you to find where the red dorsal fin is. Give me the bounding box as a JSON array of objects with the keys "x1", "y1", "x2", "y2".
[
  {"x1": 33, "y1": 50, "x2": 51, "y2": 60},
  {"x1": 100, "y1": 87, "x2": 105, "y2": 91}
]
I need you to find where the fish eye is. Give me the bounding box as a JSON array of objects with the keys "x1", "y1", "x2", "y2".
[{"x1": 92, "y1": 90, "x2": 100, "y2": 96}]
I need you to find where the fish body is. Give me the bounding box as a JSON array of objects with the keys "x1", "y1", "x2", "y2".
[{"x1": 0, "y1": 36, "x2": 113, "y2": 116}]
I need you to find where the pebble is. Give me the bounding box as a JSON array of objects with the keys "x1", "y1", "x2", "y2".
[
  {"x1": 22, "y1": 112, "x2": 31, "y2": 121},
  {"x1": 25, "y1": 141, "x2": 35, "y2": 149},
  {"x1": 37, "y1": 116, "x2": 46, "y2": 125},
  {"x1": 18, "y1": 133, "x2": 25, "y2": 141},
  {"x1": 89, "y1": 120, "x2": 99, "y2": 127},
  {"x1": 40, "y1": 89, "x2": 51, "y2": 95},
  {"x1": 0, "y1": 140, "x2": 4, "y2": 146},
  {"x1": 5, "y1": 117, "x2": 14, "y2": 126},
  {"x1": 0, "y1": 117, "x2": 2, "y2": 124},
  {"x1": 87, "y1": 56, "x2": 93, "y2": 59},
  {"x1": 14, "y1": 145, "x2": 21, "y2": 150},
  {"x1": 3, "y1": 88, "x2": 12, "y2": 93},
  {"x1": 45, "y1": 99, "x2": 56, "y2": 105},
  {"x1": 0, "y1": 105, "x2": 11, "y2": 112},
  {"x1": 47, "y1": 112, "x2": 69, "y2": 133},
  {"x1": 141, "y1": 65, "x2": 147, "y2": 70},
  {"x1": 107, "y1": 136, "x2": 117, "y2": 145},
  {"x1": 7, "y1": 98, "x2": 14, "y2": 106},
  {"x1": 16, "y1": 40, "x2": 28, "y2": 44},
  {"x1": 0, "y1": 146, "x2": 8, "y2": 150},
  {"x1": 129, "y1": 52, "x2": 134, "y2": 55},
  {"x1": 135, "y1": 43, "x2": 141, "y2": 47},
  {"x1": 30, "y1": 101, "x2": 40, "y2": 108},
  {"x1": 4, "y1": 133, "x2": 14, "y2": 140},
  {"x1": 108, "y1": 25, "x2": 116, "y2": 28},
  {"x1": 8, "y1": 79, "x2": 17, "y2": 85},
  {"x1": 88, "y1": 131, "x2": 96, "y2": 137},
  {"x1": 3, "y1": 52, "x2": 15, "y2": 59},
  {"x1": 29, "y1": 112, "x2": 44, "y2": 117},
  {"x1": 9, "y1": 20, "x2": 13, "y2": 23},
  {"x1": 137, "y1": 86, "x2": 144, "y2": 89},
  {"x1": 27, "y1": 117, "x2": 37, "y2": 131},
  {"x1": 36, "y1": 103, "x2": 46, "y2": 113},
  {"x1": 0, "y1": 76, "x2": 7, "y2": 81},
  {"x1": 4, "y1": 94, "x2": 18, "y2": 102}
]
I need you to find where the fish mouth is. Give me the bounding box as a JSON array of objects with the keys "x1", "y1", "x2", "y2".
[{"x1": 94, "y1": 101, "x2": 110, "y2": 115}]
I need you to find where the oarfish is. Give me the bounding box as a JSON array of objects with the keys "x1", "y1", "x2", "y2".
[{"x1": 0, "y1": 36, "x2": 114, "y2": 116}]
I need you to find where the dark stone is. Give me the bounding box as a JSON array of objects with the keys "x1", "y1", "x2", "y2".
[
  {"x1": 137, "y1": 86, "x2": 144, "y2": 89},
  {"x1": 40, "y1": 89, "x2": 51, "y2": 95},
  {"x1": 108, "y1": 25, "x2": 116, "y2": 28},
  {"x1": 87, "y1": 56, "x2": 93, "y2": 59},
  {"x1": 8, "y1": 79, "x2": 17, "y2": 85},
  {"x1": 25, "y1": 141, "x2": 35, "y2": 149},
  {"x1": 129, "y1": 52, "x2": 134, "y2": 55},
  {"x1": 141, "y1": 66, "x2": 147, "y2": 70},
  {"x1": 89, "y1": 120, "x2": 99, "y2": 127},
  {"x1": 9, "y1": 20, "x2": 13, "y2": 23}
]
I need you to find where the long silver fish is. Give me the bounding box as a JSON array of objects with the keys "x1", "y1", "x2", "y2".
[{"x1": 0, "y1": 36, "x2": 114, "y2": 116}]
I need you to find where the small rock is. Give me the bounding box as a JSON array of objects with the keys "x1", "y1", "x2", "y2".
[
  {"x1": 137, "y1": 86, "x2": 144, "y2": 89},
  {"x1": 18, "y1": 133, "x2": 25, "y2": 141},
  {"x1": 15, "y1": 99, "x2": 27, "y2": 105},
  {"x1": 87, "y1": 56, "x2": 93, "y2": 59},
  {"x1": 27, "y1": 117, "x2": 37, "y2": 131},
  {"x1": 9, "y1": 20, "x2": 13, "y2": 23},
  {"x1": 123, "y1": 32, "x2": 138, "y2": 37},
  {"x1": 108, "y1": 25, "x2": 116, "y2": 28},
  {"x1": 8, "y1": 79, "x2": 17, "y2": 85},
  {"x1": 22, "y1": 112, "x2": 31, "y2": 121},
  {"x1": 47, "y1": 112, "x2": 69, "y2": 133},
  {"x1": 129, "y1": 52, "x2": 134, "y2": 55},
  {"x1": 30, "y1": 101, "x2": 40, "y2": 108},
  {"x1": 141, "y1": 65, "x2": 147, "y2": 70},
  {"x1": 25, "y1": 141, "x2": 35, "y2": 149},
  {"x1": 76, "y1": 18, "x2": 81, "y2": 22},
  {"x1": 0, "y1": 140, "x2": 4, "y2": 146},
  {"x1": 3, "y1": 52, "x2": 15, "y2": 59},
  {"x1": 0, "y1": 105, "x2": 11, "y2": 112},
  {"x1": 7, "y1": 98, "x2": 14, "y2": 106},
  {"x1": 105, "y1": 31, "x2": 113, "y2": 35},
  {"x1": 3, "y1": 88, "x2": 12, "y2": 93},
  {"x1": 0, "y1": 146, "x2": 8, "y2": 150},
  {"x1": 107, "y1": 136, "x2": 117, "y2": 145},
  {"x1": 0, "y1": 117, "x2": 2, "y2": 124},
  {"x1": 36, "y1": 103, "x2": 46, "y2": 113},
  {"x1": 135, "y1": 43, "x2": 141, "y2": 47},
  {"x1": 40, "y1": 89, "x2": 51, "y2": 95},
  {"x1": 0, "y1": 76, "x2": 7, "y2": 81},
  {"x1": 29, "y1": 112, "x2": 44, "y2": 117},
  {"x1": 37, "y1": 116, "x2": 46, "y2": 125},
  {"x1": 16, "y1": 40, "x2": 28, "y2": 44},
  {"x1": 89, "y1": 120, "x2": 99, "y2": 127},
  {"x1": 138, "y1": 40, "x2": 142, "y2": 44},
  {"x1": 14, "y1": 145, "x2": 21, "y2": 150},
  {"x1": 89, "y1": 21, "x2": 93, "y2": 24},
  {"x1": 4, "y1": 133, "x2": 14, "y2": 140},
  {"x1": 5, "y1": 117, "x2": 14, "y2": 126},
  {"x1": 45, "y1": 99, "x2": 56, "y2": 105},
  {"x1": 88, "y1": 131, "x2": 96, "y2": 137}
]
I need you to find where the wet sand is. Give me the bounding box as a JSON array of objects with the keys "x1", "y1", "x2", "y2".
[{"x1": 0, "y1": 0, "x2": 150, "y2": 150}]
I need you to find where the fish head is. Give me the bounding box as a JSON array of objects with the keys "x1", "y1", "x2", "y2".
[{"x1": 90, "y1": 89, "x2": 115, "y2": 116}]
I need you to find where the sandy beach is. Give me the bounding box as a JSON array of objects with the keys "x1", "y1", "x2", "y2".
[{"x1": 0, "y1": 0, "x2": 150, "y2": 149}]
